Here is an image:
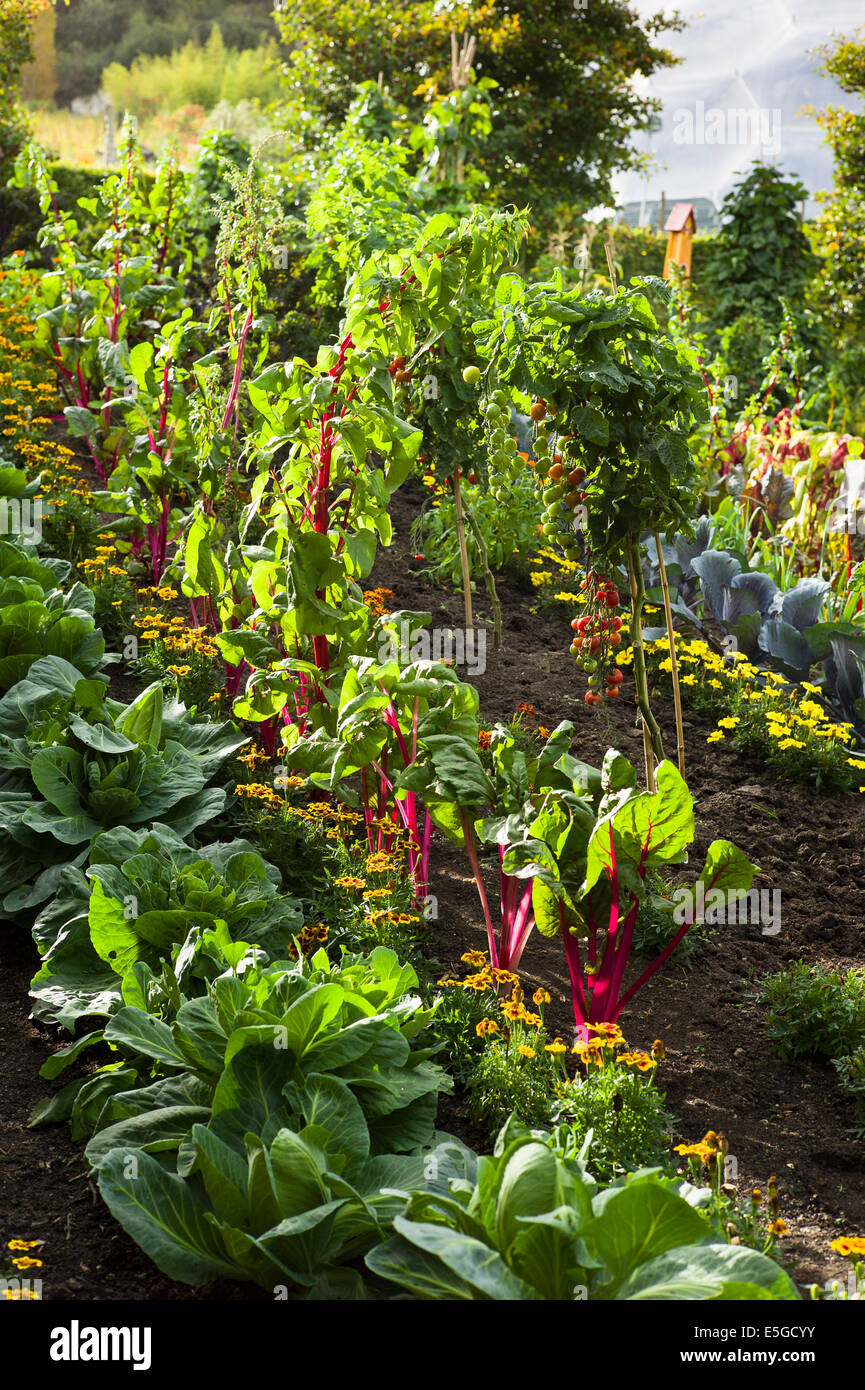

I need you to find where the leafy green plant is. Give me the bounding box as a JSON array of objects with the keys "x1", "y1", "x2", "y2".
[
  {"x1": 554, "y1": 1057, "x2": 672, "y2": 1183},
  {"x1": 0, "y1": 563, "x2": 108, "y2": 691},
  {"x1": 834, "y1": 1046, "x2": 865, "y2": 1137},
  {"x1": 0, "y1": 664, "x2": 246, "y2": 910},
  {"x1": 97, "y1": 1103, "x2": 439, "y2": 1294},
  {"x1": 53, "y1": 943, "x2": 456, "y2": 1292},
  {"x1": 365, "y1": 1116, "x2": 800, "y2": 1300},
  {"x1": 761, "y1": 961, "x2": 865, "y2": 1061},
  {"x1": 30, "y1": 824, "x2": 304, "y2": 1029},
  {"x1": 503, "y1": 747, "x2": 754, "y2": 1036}
]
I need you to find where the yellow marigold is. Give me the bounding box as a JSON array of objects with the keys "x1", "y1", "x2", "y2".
[
  {"x1": 544, "y1": 1038, "x2": 568, "y2": 1056},
  {"x1": 532, "y1": 987, "x2": 551, "y2": 1006},
  {"x1": 335, "y1": 876, "x2": 366, "y2": 890},
  {"x1": 518, "y1": 1045, "x2": 536, "y2": 1059},
  {"x1": 461, "y1": 950, "x2": 488, "y2": 968},
  {"x1": 476, "y1": 1018, "x2": 500, "y2": 1038},
  {"x1": 831, "y1": 1236, "x2": 865, "y2": 1258}
]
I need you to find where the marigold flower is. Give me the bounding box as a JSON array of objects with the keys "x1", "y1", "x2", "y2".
[
  {"x1": 476, "y1": 1018, "x2": 500, "y2": 1038},
  {"x1": 831, "y1": 1236, "x2": 865, "y2": 1258},
  {"x1": 461, "y1": 950, "x2": 488, "y2": 968}
]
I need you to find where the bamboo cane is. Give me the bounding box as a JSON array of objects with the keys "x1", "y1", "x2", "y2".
[
  {"x1": 452, "y1": 467, "x2": 473, "y2": 630},
  {"x1": 464, "y1": 499, "x2": 502, "y2": 650},
  {"x1": 654, "y1": 531, "x2": 685, "y2": 776},
  {"x1": 626, "y1": 533, "x2": 662, "y2": 790}
]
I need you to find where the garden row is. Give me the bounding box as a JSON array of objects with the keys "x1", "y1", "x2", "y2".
[{"x1": 0, "y1": 111, "x2": 863, "y2": 1301}]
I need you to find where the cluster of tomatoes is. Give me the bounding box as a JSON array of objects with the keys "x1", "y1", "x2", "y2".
[
  {"x1": 532, "y1": 402, "x2": 584, "y2": 562},
  {"x1": 569, "y1": 570, "x2": 625, "y2": 706},
  {"x1": 388, "y1": 355, "x2": 412, "y2": 385}
]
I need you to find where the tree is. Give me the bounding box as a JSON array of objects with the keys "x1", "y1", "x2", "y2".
[
  {"x1": 0, "y1": 0, "x2": 66, "y2": 179},
  {"x1": 275, "y1": 0, "x2": 681, "y2": 229},
  {"x1": 814, "y1": 29, "x2": 865, "y2": 340},
  {"x1": 52, "y1": 0, "x2": 277, "y2": 105}
]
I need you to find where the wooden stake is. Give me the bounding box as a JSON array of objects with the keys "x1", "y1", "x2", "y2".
[
  {"x1": 452, "y1": 468, "x2": 473, "y2": 630},
  {"x1": 604, "y1": 238, "x2": 618, "y2": 292},
  {"x1": 626, "y1": 533, "x2": 662, "y2": 790},
  {"x1": 464, "y1": 500, "x2": 502, "y2": 650},
  {"x1": 655, "y1": 531, "x2": 685, "y2": 776}
]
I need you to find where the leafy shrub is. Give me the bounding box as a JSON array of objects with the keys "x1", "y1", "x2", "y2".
[
  {"x1": 554, "y1": 1064, "x2": 673, "y2": 1182},
  {"x1": 834, "y1": 1046, "x2": 865, "y2": 1137},
  {"x1": 761, "y1": 961, "x2": 865, "y2": 1061},
  {"x1": 102, "y1": 26, "x2": 281, "y2": 121}
]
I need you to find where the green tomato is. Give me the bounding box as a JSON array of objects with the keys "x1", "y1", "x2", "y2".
[{"x1": 462, "y1": 365, "x2": 482, "y2": 385}]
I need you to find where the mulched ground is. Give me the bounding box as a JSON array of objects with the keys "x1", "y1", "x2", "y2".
[{"x1": 1, "y1": 478, "x2": 861, "y2": 1296}]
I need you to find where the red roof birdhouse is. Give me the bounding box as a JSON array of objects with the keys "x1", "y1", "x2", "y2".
[{"x1": 663, "y1": 203, "x2": 696, "y2": 280}]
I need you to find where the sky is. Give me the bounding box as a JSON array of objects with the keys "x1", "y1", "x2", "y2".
[{"x1": 614, "y1": 0, "x2": 864, "y2": 221}]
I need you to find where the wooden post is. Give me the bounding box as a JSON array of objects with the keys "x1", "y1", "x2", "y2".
[
  {"x1": 655, "y1": 531, "x2": 685, "y2": 776},
  {"x1": 464, "y1": 500, "x2": 502, "y2": 650},
  {"x1": 626, "y1": 534, "x2": 663, "y2": 790},
  {"x1": 452, "y1": 468, "x2": 473, "y2": 630}
]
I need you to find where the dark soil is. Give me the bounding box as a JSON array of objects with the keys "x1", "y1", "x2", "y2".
[{"x1": 0, "y1": 478, "x2": 861, "y2": 1297}]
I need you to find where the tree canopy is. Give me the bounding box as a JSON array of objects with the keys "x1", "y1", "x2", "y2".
[{"x1": 275, "y1": 0, "x2": 682, "y2": 225}]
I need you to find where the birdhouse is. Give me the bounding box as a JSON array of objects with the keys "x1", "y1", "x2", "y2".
[{"x1": 663, "y1": 203, "x2": 696, "y2": 280}]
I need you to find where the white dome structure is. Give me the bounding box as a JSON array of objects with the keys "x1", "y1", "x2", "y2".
[{"x1": 614, "y1": 0, "x2": 864, "y2": 224}]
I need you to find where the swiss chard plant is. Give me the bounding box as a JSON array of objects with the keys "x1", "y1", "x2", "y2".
[
  {"x1": 503, "y1": 748, "x2": 755, "y2": 1037},
  {"x1": 17, "y1": 130, "x2": 194, "y2": 484},
  {"x1": 183, "y1": 206, "x2": 524, "y2": 755}
]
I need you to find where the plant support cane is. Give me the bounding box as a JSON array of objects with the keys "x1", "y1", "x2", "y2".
[
  {"x1": 452, "y1": 467, "x2": 473, "y2": 631},
  {"x1": 654, "y1": 532, "x2": 685, "y2": 776},
  {"x1": 464, "y1": 499, "x2": 502, "y2": 651},
  {"x1": 626, "y1": 534, "x2": 663, "y2": 790}
]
